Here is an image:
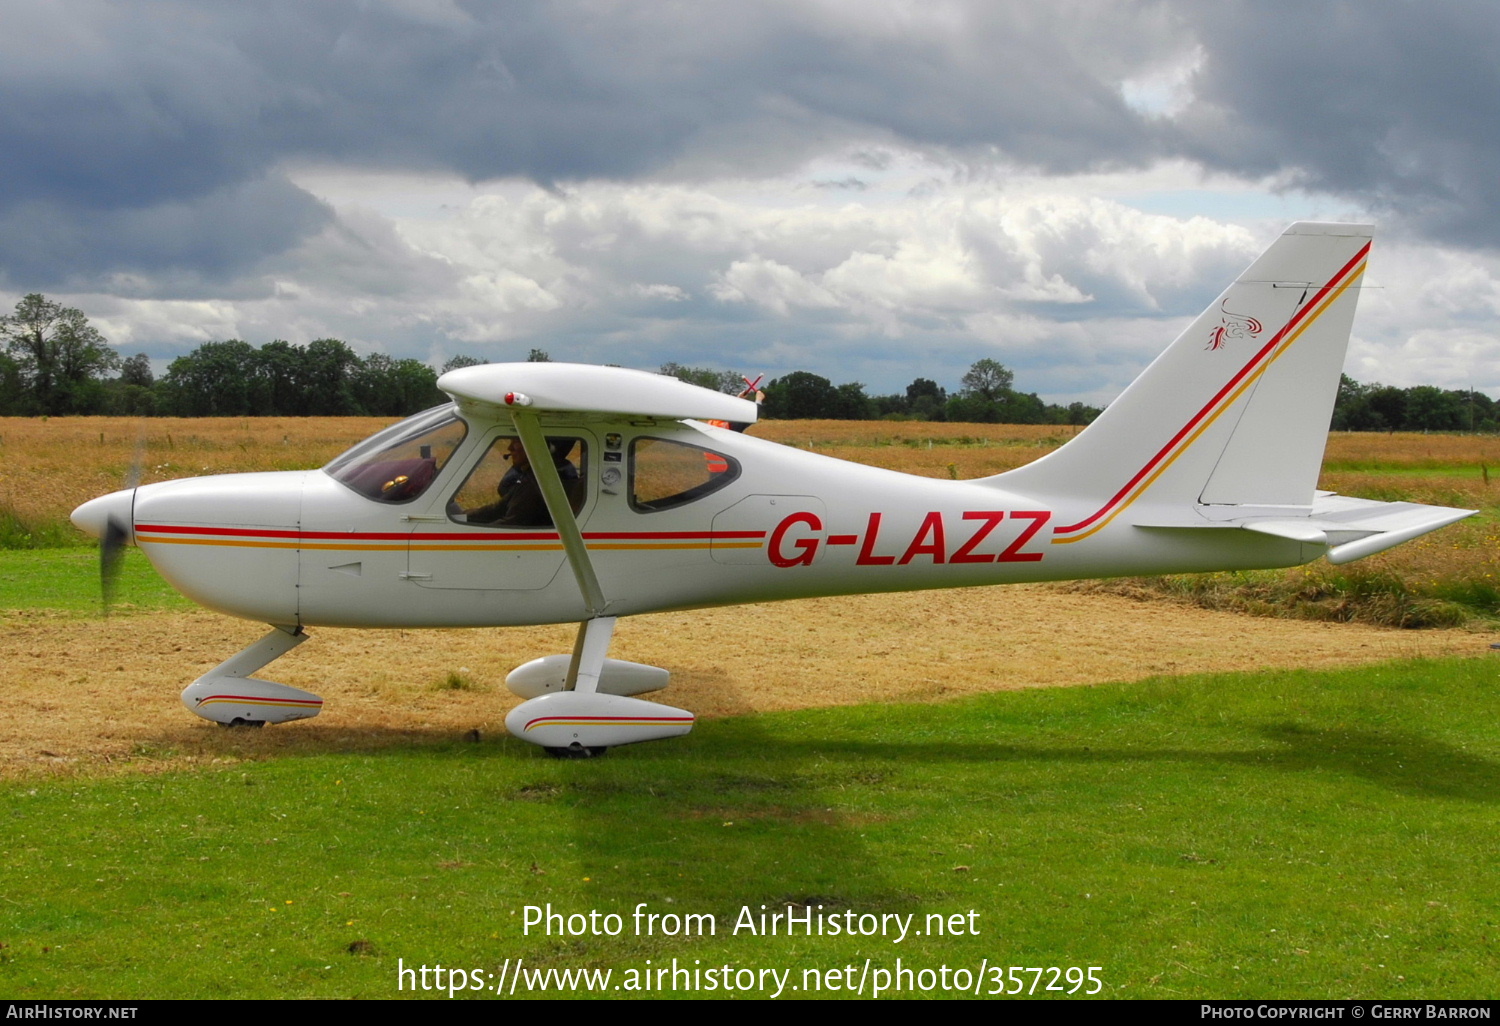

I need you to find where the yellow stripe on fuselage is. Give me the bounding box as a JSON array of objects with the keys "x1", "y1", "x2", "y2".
[{"x1": 139, "y1": 537, "x2": 762, "y2": 552}]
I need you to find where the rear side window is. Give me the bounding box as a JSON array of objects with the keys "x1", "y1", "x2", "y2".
[{"x1": 629, "y1": 437, "x2": 739, "y2": 512}]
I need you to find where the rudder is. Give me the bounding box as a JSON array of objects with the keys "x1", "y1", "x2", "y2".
[{"x1": 993, "y1": 222, "x2": 1372, "y2": 538}]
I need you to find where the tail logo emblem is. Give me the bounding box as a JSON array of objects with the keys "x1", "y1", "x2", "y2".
[{"x1": 1207, "y1": 300, "x2": 1263, "y2": 351}]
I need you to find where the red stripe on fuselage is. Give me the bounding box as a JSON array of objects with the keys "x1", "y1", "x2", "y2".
[{"x1": 137, "y1": 524, "x2": 766, "y2": 542}]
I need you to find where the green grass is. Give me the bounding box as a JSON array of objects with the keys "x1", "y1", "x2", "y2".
[
  {"x1": 0, "y1": 548, "x2": 195, "y2": 615},
  {"x1": 0, "y1": 506, "x2": 89, "y2": 549},
  {"x1": 3, "y1": 656, "x2": 1499, "y2": 999}
]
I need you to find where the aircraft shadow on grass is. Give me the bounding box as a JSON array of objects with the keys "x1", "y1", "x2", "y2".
[{"x1": 753, "y1": 724, "x2": 1500, "y2": 804}]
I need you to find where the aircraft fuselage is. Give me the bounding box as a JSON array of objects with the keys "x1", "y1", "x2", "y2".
[{"x1": 121, "y1": 415, "x2": 1309, "y2": 630}]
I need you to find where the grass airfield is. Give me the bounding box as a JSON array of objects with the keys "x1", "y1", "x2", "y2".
[
  {"x1": 3, "y1": 653, "x2": 1498, "y2": 999},
  {"x1": 1, "y1": 419, "x2": 1498, "y2": 999}
]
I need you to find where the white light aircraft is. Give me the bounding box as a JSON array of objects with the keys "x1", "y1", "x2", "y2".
[{"x1": 72, "y1": 222, "x2": 1474, "y2": 756}]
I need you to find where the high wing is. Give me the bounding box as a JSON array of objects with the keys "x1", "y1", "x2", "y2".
[{"x1": 438, "y1": 362, "x2": 757, "y2": 424}]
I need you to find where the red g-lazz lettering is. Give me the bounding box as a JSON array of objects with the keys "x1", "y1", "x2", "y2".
[
  {"x1": 998, "y1": 510, "x2": 1050, "y2": 562},
  {"x1": 898, "y1": 512, "x2": 946, "y2": 564},
  {"x1": 768, "y1": 512, "x2": 823, "y2": 567},
  {"x1": 855, "y1": 512, "x2": 897, "y2": 566},
  {"x1": 950, "y1": 511, "x2": 1006, "y2": 563}
]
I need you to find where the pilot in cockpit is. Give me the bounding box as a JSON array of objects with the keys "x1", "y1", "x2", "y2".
[{"x1": 455, "y1": 437, "x2": 582, "y2": 528}]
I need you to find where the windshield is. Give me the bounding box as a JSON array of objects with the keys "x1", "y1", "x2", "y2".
[{"x1": 324, "y1": 404, "x2": 468, "y2": 503}]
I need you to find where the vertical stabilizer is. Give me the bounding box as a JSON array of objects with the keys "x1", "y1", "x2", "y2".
[{"x1": 993, "y1": 222, "x2": 1371, "y2": 537}]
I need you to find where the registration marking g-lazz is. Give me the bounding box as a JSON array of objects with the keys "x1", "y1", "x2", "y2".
[{"x1": 768, "y1": 509, "x2": 1051, "y2": 567}]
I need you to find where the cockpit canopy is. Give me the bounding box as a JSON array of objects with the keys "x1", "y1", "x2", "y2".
[{"x1": 324, "y1": 404, "x2": 467, "y2": 503}]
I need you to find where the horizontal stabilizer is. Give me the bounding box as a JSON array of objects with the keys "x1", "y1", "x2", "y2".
[
  {"x1": 1135, "y1": 492, "x2": 1475, "y2": 564},
  {"x1": 1315, "y1": 494, "x2": 1477, "y2": 564}
]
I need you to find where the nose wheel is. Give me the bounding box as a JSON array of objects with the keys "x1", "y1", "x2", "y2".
[{"x1": 182, "y1": 625, "x2": 323, "y2": 725}]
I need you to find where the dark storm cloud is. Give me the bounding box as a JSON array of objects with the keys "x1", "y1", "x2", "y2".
[
  {"x1": 0, "y1": 2, "x2": 1166, "y2": 210},
  {"x1": 3, "y1": 0, "x2": 1498, "y2": 298},
  {"x1": 0, "y1": 174, "x2": 332, "y2": 292},
  {"x1": 1170, "y1": 1, "x2": 1500, "y2": 245}
]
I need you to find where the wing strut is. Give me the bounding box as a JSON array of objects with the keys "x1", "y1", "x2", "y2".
[{"x1": 509, "y1": 409, "x2": 608, "y2": 617}]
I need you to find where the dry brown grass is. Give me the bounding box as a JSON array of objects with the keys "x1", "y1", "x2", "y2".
[
  {"x1": 0, "y1": 585, "x2": 1483, "y2": 780},
  {"x1": 1323, "y1": 431, "x2": 1500, "y2": 468},
  {"x1": 752, "y1": 419, "x2": 1077, "y2": 479},
  {"x1": 0, "y1": 416, "x2": 386, "y2": 534},
  {"x1": 9, "y1": 416, "x2": 1497, "y2": 536},
  {"x1": 4, "y1": 417, "x2": 1496, "y2": 780}
]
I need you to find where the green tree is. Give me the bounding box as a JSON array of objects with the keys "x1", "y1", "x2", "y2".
[
  {"x1": 905, "y1": 377, "x2": 947, "y2": 420},
  {"x1": 118, "y1": 353, "x2": 154, "y2": 388},
  {"x1": 0, "y1": 294, "x2": 120, "y2": 414},
  {"x1": 1403, "y1": 386, "x2": 1465, "y2": 432},
  {"x1": 960, "y1": 359, "x2": 1014, "y2": 402},
  {"x1": 1365, "y1": 385, "x2": 1407, "y2": 432},
  {"x1": 659, "y1": 363, "x2": 743, "y2": 393},
  {"x1": 255, "y1": 340, "x2": 308, "y2": 415},
  {"x1": 527, "y1": 348, "x2": 552, "y2": 363},
  {"x1": 0, "y1": 352, "x2": 28, "y2": 414},
  {"x1": 442, "y1": 355, "x2": 487, "y2": 374},
  {"x1": 1063, "y1": 401, "x2": 1100, "y2": 426},
  {"x1": 354, "y1": 354, "x2": 443, "y2": 415},
  {"x1": 762, "y1": 371, "x2": 840, "y2": 419},
  {"x1": 101, "y1": 353, "x2": 156, "y2": 415},
  {"x1": 992, "y1": 390, "x2": 1047, "y2": 424},
  {"x1": 831, "y1": 381, "x2": 872, "y2": 419},
  {"x1": 302, "y1": 338, "x2": 364, "y2": 415},
  {"x1": 158, "y1": 340, "x2": 261, "y2": 416}
]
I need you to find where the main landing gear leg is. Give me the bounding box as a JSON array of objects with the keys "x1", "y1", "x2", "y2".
[
  {"x1": 565, "y1": 616, "x2": 616, "y2": 696},
  {"x1": 547, "y1": 616, "x2": 616, "y2": 758},
  {"x1": 180, "y1": 624, "x2": 324, "y2": 726}
]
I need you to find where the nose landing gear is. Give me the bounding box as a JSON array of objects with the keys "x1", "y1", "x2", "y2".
[{"x1": 181, "y1": 625, "x2": 323, "y2": 726}]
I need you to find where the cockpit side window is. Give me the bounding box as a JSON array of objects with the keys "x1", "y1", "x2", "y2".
[
  {"x1": 448, "y1": 436, "x2": 587, "y2": 528},
  {"x1": 324, "y1": 406, "x2": 468, "y2": 503},
  {"x1": 629, "y1": 437, "x2": 739, "y2": 512}
]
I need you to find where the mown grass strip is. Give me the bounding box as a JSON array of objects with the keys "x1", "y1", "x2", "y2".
[
  {"x1": 2, "y1": 656, "x2": 1497, "y2": 999},
  {"x1": 0, "y1": 548, "x2": 195, "y2": 615}
]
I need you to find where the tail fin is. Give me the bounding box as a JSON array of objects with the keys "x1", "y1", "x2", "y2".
[{"x1": 995, "y1": 221, "x2": 1372, "y2": 539}]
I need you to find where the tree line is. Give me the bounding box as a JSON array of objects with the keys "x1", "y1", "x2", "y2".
[
  {"x1": 0, "y1": 294, "x2": 514, "y2": 417},
  {"x1": 1332, "y1": 374, "x2": 1499, "y2": 432},
  {"x1": 0, "y1": 294, "x2": 1493, "y2": 430},
  {"x1": 663, "y1": 359, "x2": 1102, "y2": 425}
]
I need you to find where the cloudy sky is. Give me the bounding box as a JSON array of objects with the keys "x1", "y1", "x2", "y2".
[{"x1": 3, "y1": 0, "x2": 1498, "y2": 404}]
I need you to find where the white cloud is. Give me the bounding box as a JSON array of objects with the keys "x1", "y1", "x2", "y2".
[{"x1": 13, "y1": 148, "x2": 1492, "y2": 406}]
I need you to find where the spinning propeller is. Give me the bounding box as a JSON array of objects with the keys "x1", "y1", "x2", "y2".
[{"x1": 73, "y1": 434, "x2": 144, "y2": 616}]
